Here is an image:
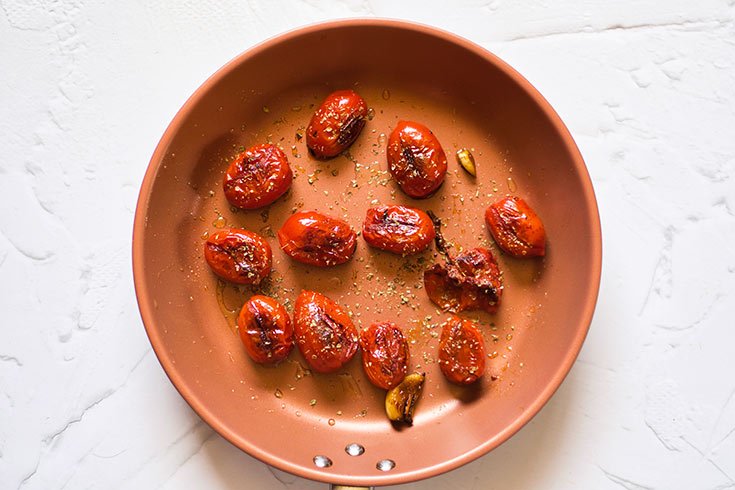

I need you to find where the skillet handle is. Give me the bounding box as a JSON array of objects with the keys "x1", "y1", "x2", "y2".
[{"x1": 330, "y1": 486, "x2": 373, "y2": 490}]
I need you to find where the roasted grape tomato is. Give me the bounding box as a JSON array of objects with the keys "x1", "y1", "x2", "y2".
[
  {"x1": 306, "y1": 90, "x2": 368, "y2": 159},
  {"x1": 423, "y1": 212, "x2": 502, "y2": 313},
  {"x1": 439, "y1": 316, "x2": 486, "y2": 385},
  {"x1": 293, "y1": 290, "x2": 359, "y2": 373},
  {"x1": 387, "y1": 120, "x2": 447, "y2": 198},
  {"x1": 204, "y1": 229, "x2": 272, "y2": 284},
  {"x1": 360, "y1": 321, "x2": 410, "y2": 390},
  {"x1": 278, "y1": 210, "x2": 357, "y2": 266},
  {"x1": 362, "y1": 205, "x2": 435, "y2": 255},
  {"x1": 485, "y1": 195, "x2": 546, "y2": 257},
  {"x1": 223, "y1": 143, "x2": 293, "y2": 209},
  {"x1": 237, "y1": 295, "x2": 293, "y2": 364}
]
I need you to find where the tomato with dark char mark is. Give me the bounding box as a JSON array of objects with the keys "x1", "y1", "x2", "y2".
[
  {"x1": 360, "y1": 321, "x2": 410, "y2": 390},
  {"x1": 278, "y1": 210, "x2": 357, "y2": 267},
  {"x1": 362, "y1": 205, "x2": 435, "y2": 255},
  {"x1": 293, "y1": 290, "x2": 359, "y2": 373},
  {"x1": 387, "y1": 120, "x2": 447, "y2": 198},
  {"x1": 223, "y1": 143, "x2": 293, "y2": 209},
  {"x1": 485, "y1": 195, "x2": 546, "y2": 257},
  {"x1": 306, "y1": 90, "x2": 367, "y2": 159},
  {"x1": 204, "y1": 229, "x2": 272, "y2": 284},
  {"x1": 237, "y1": 295, "x2": 293, "y2": 364},
  {"x1": 424, "y1": 248, "x2": 503, "y2": 314},
  {"x1": 438, "y1": 316, "x2": 486, "y2": 385}
]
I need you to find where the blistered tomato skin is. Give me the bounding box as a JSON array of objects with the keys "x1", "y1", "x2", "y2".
[
  {"x1": 278, "y1": 210, "x2": 357, "y2": 267},
  {"x1": 223, "y1": 144, "x2": 293, "y2": 209},
  {"x1": 439, "y1": 316, "x2": 486, "y2": 385},
  {"x1": 204, "y1": 229, "x2": 272, "y2": 284},
  {"x1": 238, "y1": 295, "x2": 294, "y2": 364},
  {"x1": 362, "y1": 205, "x2": 435, "y2": 255},
  {"x1": 306, "y1": 90, "x2": 368, "y2": 159},
  {"x1": 387, "y1": 121, "x2": 448, "y2": 198},
  {"x1": 485, "y1": 196, "x2": 546, "y2": 258},
  {"x1": 293, "y1": 291, "x2": 359, "y2": 373},
  {"x1": 424, "y1": 248, "x2": 503, "y2": 314},
  {"x1": 360, "y1": 321, "x2": 410, "y2": 390}
]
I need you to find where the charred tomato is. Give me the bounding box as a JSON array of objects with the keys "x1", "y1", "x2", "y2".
[
  {"x1": 485, "y1": 195, "x2": 546, "y2": 257},
  {"x1": 223, "y1": 143, "x2": 293, "y2": 209},
  {"x1": 293, "y1": 290, "x2": 359, "y2": 373},
  {"x1": 362, "y1": 205, "x2": 435, "y2": 255},
  {"x1": 204, "y1": 229, "x2": 272, "y2": 284},
  {"x1": 360, "y1": 321, "x2": 410, "y2": 390},
  {"x1": 306, "y1": 90, "x2": 368, "y2": 158},
  {"x1": 424, "y1": 248, "x2": 503, "y2": 314},
  {"x1": 387, "y1": 120, "x2": 447, "y2": 198},
  {"x1": 237, "y1": 295, "x2": 293, "y2": 364},
  {"x1": 438, "y1": 316, "x2": 486, "y2": 385},
  {"x1": 278, "y1": 210, "x2": 357, "y2": 266},
  {"x1": 423, "y1": 211, "x2": 502, "y2": 313}
]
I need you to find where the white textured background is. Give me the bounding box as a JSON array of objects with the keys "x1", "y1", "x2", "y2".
[{"x1": 1, "y1": 1, "x2": 734, "y2": 489}]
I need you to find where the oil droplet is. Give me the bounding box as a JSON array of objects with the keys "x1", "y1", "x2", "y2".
[
  {"x1": 507, "y1": 177, "x2": 517, "y2": 192},
  {"x1": 201, "y1": 231, "x2": 209, "y2": 240},
  {"x1": 295, "y1": 410, "x2": 302, "y2": 417},
  {"x1": 274, "y1": 389, "x2": 283, "y2": 398},
  {"x1": 213, "y1": 216, "x2": 226, "y2": 228},
  {"x1": 291, "y1": 145, "x2": 299, "y2": 158},
  {"x1": 489, "y1": 351, "x2": 498, "y2": 359},
  {"x1": 367, "y1": 107, "x2": 375, "y2": 120},
  {"x1": 382, "y1": 89, "x2": 391, "y2": 100},
  {"x1": 216, "y1": 280, "x2": 241, "y2": 333},
  {"x1": 377, "y1": 133, "x2": 387, "y2": 146},
  {"x1": 328, "y1": 418, "x2": 336, "y2": 426},
  {"x1": 506, "y1": 333, "x2": 513, "y2": 341}
]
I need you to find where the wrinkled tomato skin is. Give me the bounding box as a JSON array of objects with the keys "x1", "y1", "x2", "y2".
[
  {"x1": 424, "y1": 248, "x2": 502, "y2": 313},
  {"x1": 223, "y1": 144, "x2": 293, "y2": 209},
  {"x1": 293, "y1": 290, "x2": 359, "y2": 373},
  {"x1": 362, "y1": 205, "x2": 435, "y2": 255},
  {"x1": 360, "y1": 321, "x2": 410, "y2": 390},
  {"x1": 278, "y1": 210, "x2": 357, "y2": 267},
  {"x1": 204, "y1": 229, "x2": 272, "y2": 284},
  {"x1": 237, "y1": 295, "x2": 294, "y2": 364},
  {"x1": 307, "y1": 90, "x2": 368, "y2": 159},
  {"x1": 485, "y1": 196, "x2": 546, "y2": 257},
  {"x1": 387, "y1": 121, "x2": 448, "y2": 198},
  {"x1": 439, "y1": 316, "x2": 486, "y2": 385}
]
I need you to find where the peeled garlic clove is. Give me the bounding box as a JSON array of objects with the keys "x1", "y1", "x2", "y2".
[
  {"x1": 456, "y1": 148, "x2": 476, "y2": 177},
  {"x1": 385, "y1": 372, "x2": 425, "y2": 424}
]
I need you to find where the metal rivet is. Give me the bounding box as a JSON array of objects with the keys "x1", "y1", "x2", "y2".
[
  {"x1": 313, "y1": 455, "x2": 332, "y2": 468},
  {"x1": 345, "y1": 443, "x2": 365, "y2": 456},
  {"x1": 376, "y1": 459, "x2": 395, "y2": 471}
]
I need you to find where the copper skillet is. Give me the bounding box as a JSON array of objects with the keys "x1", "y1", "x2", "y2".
[{"x1": 132, "y1": 19, "x2": 602, "y2": 488}]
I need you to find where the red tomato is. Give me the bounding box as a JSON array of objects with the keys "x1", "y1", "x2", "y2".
[
  {"x1": 362, "y1": 205, "x2": 435, "y2": 255},
  {"x1": 438, "y1": 316, "x2": 486, "y2": 385},
  {"x1": 485, "y1": 196, "x2": 546, "y2": 257},
  {"x1": 223, "y1": 144, "x2": 293, "y2": 209},
  {"x1": 293, "y1": 290, "x2": 359, "y2": 373},
  {"x1": 204, "y1": 229, "x2": 272, "y2": 284},
  {"x1": 306, "y1": 90, "x2": 368, "y2": 158},
  {"x1": 277, "y1": 210, "x2": 357, "y2": 267},
  {"x1": 424, "y1": 248, "x2": 502, "y2": 314},
  {"x1": 387, "y1": 120, "x2": 447, "y2": 198},
  {"x1": 237, "y1": 295, "x2": 294, "y2": 364},
  {"x1": 360, "y1": 321, "x2": 410, "y2": 390}
]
